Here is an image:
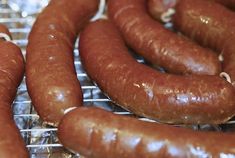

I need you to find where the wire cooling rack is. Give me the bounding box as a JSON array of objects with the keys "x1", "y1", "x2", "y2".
[{"x1": 1, "y1": 0, "x2": 235, "y2": 157}]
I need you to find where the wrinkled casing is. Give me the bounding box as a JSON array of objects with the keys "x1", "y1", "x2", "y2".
[
  {"x1": 108, "y1": 0, "x2": 221, "y2": 75},
  {"x1": 79, "y1": 20, "x2": 235, "y2": 124},
  {"x1": 26, "y1": 0, "x2": 99, "y2": 126}
]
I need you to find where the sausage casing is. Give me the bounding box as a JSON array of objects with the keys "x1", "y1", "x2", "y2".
[
  {"x1": 79, "y1": 20, "x2": 235, "y2": 124},
  {"x1": 148, "y1": 0, "x2": 178, "y2": 22},
  {"x1": 108, "y1": 0, "x2": 221, "y2": 75},
  {"x1": 58, "y1": 107, "x2": 235, "y2": 158},
  {"x1": 26, "y1": 0, "x2": 99, "y2": 126},
  {"x1": 213, "y1": 0, "x2": 235, "y2": 10},
  {"x1": 173, "y1": 0, "x2": 235, "y2": 86},
  {"x1": 147, "y1": 0, "x2": 235, "y2": 23},
  {"x1": 0, "y1": 27, "x2": 29, "y2": 157}
]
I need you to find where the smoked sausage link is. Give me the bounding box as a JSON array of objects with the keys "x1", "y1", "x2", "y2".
[
  {"x1": 173, "y1": 0, "x2": 235, "y2": 52},
  {"x1": 0, "y1": 26, "x2": 29, "y2": 157},
  {"x1": 108, "y1": 0, "x2": 221, "y2": 75},
  {"x1": 79, "y1": 20, "x2": 235, "y2": 124},
  {"x1": 26, "y1": 0, "x2": 99, "y2": 126},
  {"x1": 58, "y1": 107, "x2": 235, "y2": 158},
  {"x1": 147, "y1": 0, "x2": 235, "y2": 23},
  {"x1": 173, "y1": 0, "x2": 235, "y2": 86}
]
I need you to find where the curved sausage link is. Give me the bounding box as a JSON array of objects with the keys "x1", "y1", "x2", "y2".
[
  {"x1": 173, "y1": 0, "x2": 235, "y2": 87},
  {"x1": 108, "y1": 0, "x2": 221, "y2": 75},
  {"x1": 26, "y1": 0, "x2": 99, "y2": 126},
  {"x1": 0, "y1": 24, "x2": 29, "y2": 158},
  {"x1": 79, "y1": 20, "x2": 235, "y2": 124},
  {"x1": 147, "y1": 0, "x2": 235, "y2": 23},
  {"x1": 58, "y1": 107, "x2": 235, "y2": 158}
]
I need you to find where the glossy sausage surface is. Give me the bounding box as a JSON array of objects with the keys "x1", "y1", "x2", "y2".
[
  {"x1": 58, "y1": 107, "x2": 235, "y2": 158},
  {"x1": 173, "y1": 0, "x2": 235, "y2": 86},
  {"x1": 79, "y1": 20, "x2": 235, "y2": 124},
  {"x1": 108, "y1": 0, "x2": 221, "y2": 75},
  {"x1": 26, "y1": 0, "x2": 99, "y2": 126},
  {"x1": 147, "y1": 0, "x2": 235, "y2": 23},
  {"x1": 0, "y1": 25, "x2": 29, "y2": 157}
]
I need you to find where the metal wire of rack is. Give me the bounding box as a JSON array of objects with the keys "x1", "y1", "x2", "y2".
[{"x1": 1, "y1": 0, "x2": 235, "y2": 157}]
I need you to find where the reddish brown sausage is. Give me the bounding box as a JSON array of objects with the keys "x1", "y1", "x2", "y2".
[
  {"x1": 147, "y1": 0, "x2": 235, "y2": 23},
  {"x1": 173, "y1": 0, "x2": 235, "y2": 86},
  {"x1": 148, "y1": 0, "x2": 178, "y2": 22},
  {"x1": 108, "y1": 0, "x2": 221, "y2": 75},
  {"x1": 79, "y1": 20, "x2": 235, "y2": 124},
  {"x1": 222, "y1": 39, "x2": 235, "y2": 86},
  {"x1": 213, "y1": 0, "x2": 235, "y2": 10},
  {"x1": 0, "y1": 25, "x2": 29, "y2": 157},
  {"x1": 58, "y1": 107, "x2": 235, "y2": 158},
  {"x1": 0, "y1": 24, "x2": 12, "y2": 40},
  {"x1": 26, "y1": 0, "x2": 99, "y2": 126},
  {"x1": 173, "y1": 0, "x2": 235, "y2": 50}
]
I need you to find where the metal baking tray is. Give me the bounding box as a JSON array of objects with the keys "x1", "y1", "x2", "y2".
[{"x1": 0, "y1": 0, "x2": 234, "y2": 157}]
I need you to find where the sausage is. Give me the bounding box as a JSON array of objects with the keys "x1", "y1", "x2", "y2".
[
  {"x1": 58, "y1": 106, "x2": 235, "y2": 158},
  {"x1": 0, "y1": 24, "x2": 29, "y2": 157},
  {"x1": 107, "y1": 0, "x2": 221, "y2": 76},
  {"x1": 79, "y1": 20, "x2": 235, "y2": 124},
  {"x1": 0, "y1": 24, "x2": 12, "y2": 40},
  {"x1": 147, "y1": 0, "x2": 235, "y2": 23},
  {"x1": 213, "y1": 0, "x2": 235, "y2": 10},
  {"x1": 26, "y1": 0, "x2": 99, "y2": 126},
  {"x1": 148, "y1": 0, "x2": 178, "y2": 22},
  {"x1": 0, "y1": 106, "x2": 29, "y2": 158},
  {"x1": 173, "y1": 0, "x2": 235, "y2": 86},
  {"x1": 222, "y1": 39, "x2": 235, "y2": 86},
  {"x1": 173, "y1": 0, "x2": 235, "y2": 51}
]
